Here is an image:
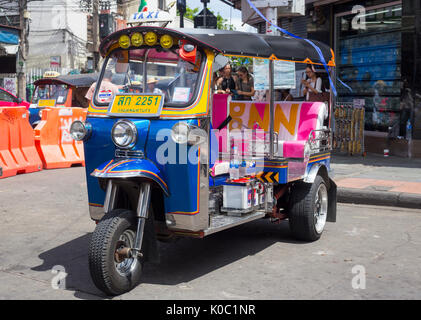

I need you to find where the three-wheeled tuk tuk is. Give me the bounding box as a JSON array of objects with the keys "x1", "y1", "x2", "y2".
[
  {"x1": 29, "y1": 73, "x2": 99, "y2": 127},
  {"x1": 70, "y1": 26, "x2": 337, "y2": 295}
]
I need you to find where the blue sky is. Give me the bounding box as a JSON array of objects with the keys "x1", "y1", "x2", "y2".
[{"x1": 186, "y1": 0, "x2": 256, "y2": 31}]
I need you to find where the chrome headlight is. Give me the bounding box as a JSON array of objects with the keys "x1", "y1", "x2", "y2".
[
  {"x1": 70, "y1": 120, "x2": 91, "y2": 141},
  {"x1": 111, "y1": 120, "x2": 137, "y2": 149},
  {"x1": 171, "y1": 122, "x2": 207, "y2": 145},
  {"x1": 171, "y1": 122, "x2": 190, "y2": 144}
]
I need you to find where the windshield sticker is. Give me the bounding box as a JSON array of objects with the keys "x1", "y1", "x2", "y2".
[
  {"x1": 98, "y1": 90, "x2": 113, "y2": 102},
  {"x1": 57, "y1": 96, "x2": 65, "y2": 104},
  {"x1": 172, "y1": 87, "x2": 191, "y2": 103}
]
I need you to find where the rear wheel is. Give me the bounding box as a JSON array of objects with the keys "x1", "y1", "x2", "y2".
[
  {"x1": 288, "y1": 175, "x2": 328, "y2": 241},
  {"x1": 88, "y1": 209, "x2": 143, "y2": 296}
]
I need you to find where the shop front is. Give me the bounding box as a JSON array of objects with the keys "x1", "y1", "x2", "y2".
[{"x1": 306, "y1": 0, "x2": 421, "y2": 157}]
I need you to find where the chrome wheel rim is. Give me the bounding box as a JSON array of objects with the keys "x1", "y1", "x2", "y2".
[
  {"x1": 115, "y1": 229, "x2": 137, "y2": 276},
  {"x1": 314, "y1": 183, "x2": 328, "y2": 234}
]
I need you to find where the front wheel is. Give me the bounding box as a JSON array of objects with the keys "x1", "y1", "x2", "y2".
[
  {"x1": 288, "y1": 175, "x2": 328, "y2": 241},
  {"x1": 88, "y1": 209, "x2": 143, "y2": 296}
]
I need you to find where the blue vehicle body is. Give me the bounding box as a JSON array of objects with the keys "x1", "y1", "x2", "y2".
[{"x1": 84, "y1": 117, "x2": 203, "y2": 218}]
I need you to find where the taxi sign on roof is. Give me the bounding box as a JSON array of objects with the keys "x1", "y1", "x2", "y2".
[
  {"x1": 128, "y1": 10, "x2": 173, "y2": 25},
  {"x1": 43, "y1": 71, "x2": 60, "y2": 78}
]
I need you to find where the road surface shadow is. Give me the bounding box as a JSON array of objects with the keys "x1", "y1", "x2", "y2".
[{"x1": 31, "y1": 218, "x2": 304, "y2": 299}]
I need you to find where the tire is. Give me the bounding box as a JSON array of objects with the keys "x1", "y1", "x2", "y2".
[
  {"x1": 88, "y1": 209, "x2": 144, "y2": 296},
  {"x1": 288, "y1": 175, "x2": 328, "y2": 241}
]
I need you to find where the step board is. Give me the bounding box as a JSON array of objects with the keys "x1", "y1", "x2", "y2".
[{"x1": 204, "y1": 211, "x2": 266, "y2": 236}]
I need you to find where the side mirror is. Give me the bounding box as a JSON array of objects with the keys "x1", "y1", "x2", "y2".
[{"x1": 16, "y1": 98, "x2": 23, "y2": 104}]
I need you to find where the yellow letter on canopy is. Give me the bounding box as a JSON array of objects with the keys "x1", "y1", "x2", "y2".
[
  {"x1": 247, "y1": 103, "x2": 270, "y2": 131},
  {"x1": 274, "y1": 103, "x2": 299, "y2": 136},
  {"x1": 229, "y1": 102, "x2": 245, "y2": 130}
]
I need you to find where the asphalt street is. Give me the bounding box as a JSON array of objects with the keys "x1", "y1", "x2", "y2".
[{"x1": 0, "y1": 167, "x2": 420, "y2": 300}]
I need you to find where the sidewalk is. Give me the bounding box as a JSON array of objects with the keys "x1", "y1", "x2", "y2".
[{"x1": 331, "y1": 153, "x2": 421, "y2": 209}]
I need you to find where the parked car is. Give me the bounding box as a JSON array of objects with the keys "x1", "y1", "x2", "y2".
[{"x1": 0, "y1": 87, "x2": 30, "y2": 109}]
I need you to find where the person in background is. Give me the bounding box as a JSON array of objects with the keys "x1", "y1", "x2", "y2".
[
  {"x1": 85, "y1": 70, "x2": 120, "y2": 103},
  {"x1": 212, "y1": 71, "x2": 221, "y2": 92},
  {"x1": 302, "y1": 65, "x2": 322, "y2": 101},
  {"x1": 216, "y1": 63, "x2": 237, "y2": 94},
  {"x1": 235, "y1": 66, "x2": 255, "y2": 101},
  {"x1": 281, "y1": 89, "x2": 293, "y2": 101},
  {"x1": 146, "y1": 77, "x2": 162, "y2": 94}
]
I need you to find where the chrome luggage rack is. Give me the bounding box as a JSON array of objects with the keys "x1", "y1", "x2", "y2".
[
  {"x1": 307, "y1": 128, "x2": 332, "y2": 154},
  {"x1": 218, "y1": 130, "x2": 281, "y2": 162}
]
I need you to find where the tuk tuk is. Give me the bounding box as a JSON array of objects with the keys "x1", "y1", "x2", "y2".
[
  {"x1": 29, "y1": 73, "x2": 98, "y2": 127},
  {"x1": 70, "y1": 26, "x2": 337, "y2": 295}
]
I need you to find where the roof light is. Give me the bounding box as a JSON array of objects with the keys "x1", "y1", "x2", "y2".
[
  {"x1": 119, "y1": 35, "x2": 131, "y2": 49},
  {"x1": 131, "y1": 32, "x2": 143, "y2": 47},
  {"x1": 160, "y1": 34, "x2": 173, "y2": 49},
  {"x1": 144, "y1": 32, "x2": 157, "y2": 46}
]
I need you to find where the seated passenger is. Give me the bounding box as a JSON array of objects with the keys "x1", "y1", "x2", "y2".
[
  {"x1": 281, "y1": 89, "x2": 293, "y2": 101},
  {"x1": 146, "y1": 77, "x2": 163, "y2": 94}
]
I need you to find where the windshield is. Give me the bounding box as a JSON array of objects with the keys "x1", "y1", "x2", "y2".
[
  {"x1": 32, "y1": 84, "x2": 69, "y2": 105},
  {"x1": 94, "y1": 48, "x2": 203, "y2": 107}
]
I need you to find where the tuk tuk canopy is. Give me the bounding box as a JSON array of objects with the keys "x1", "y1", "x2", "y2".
[{"x1": 99, "y1": 26, "x2": 335, "y2": 67}]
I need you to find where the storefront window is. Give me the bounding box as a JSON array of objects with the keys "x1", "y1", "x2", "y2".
[{"x1": 335, "y1": 3, "x2": 402, "y2": 132}]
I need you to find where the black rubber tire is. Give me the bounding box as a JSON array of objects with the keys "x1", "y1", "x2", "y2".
[
  {"x1": 88, "y1": 209, "x2": 143, "y2": 296},
  {"x1": 288, "y1": 175, "x2": 328, "y2": 241}
]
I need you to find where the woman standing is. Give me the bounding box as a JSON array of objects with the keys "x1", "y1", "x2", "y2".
[
  {"x1": 235, "y1": 66, "x2": 255, "y2": 101},
  {"x1": 301, "y1": 65, "x2": 322, "y2": 101}
]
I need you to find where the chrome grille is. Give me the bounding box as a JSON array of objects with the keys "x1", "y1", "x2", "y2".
[{"x1": 115, "y1": 149, "x2": 145, "y2": 159}]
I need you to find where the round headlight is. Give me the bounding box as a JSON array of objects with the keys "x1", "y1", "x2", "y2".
[
  {"x1": 144, "y1": 32, "x2": 157, "y2": 46},
  {"x1": 160, "y1": 34, "x2": 173, "y2": 49},
  {"x1": 111, "y1": 120, "x2": 137, "y2": 148},
  {"x1": 119, "y1": 35, "x2": 131, "y2": 49},
  {"x1": 70, "y1": 120, "x2": 89, "y2": 141},
  {"x1": 131, "y1": 32, "x2": 143, "y2": 47},
  {"x1": 171, "y1": 122, "x2": 190, "y2": 144}
]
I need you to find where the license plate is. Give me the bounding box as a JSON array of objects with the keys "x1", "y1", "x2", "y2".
[
  {"x1": 108, "y1": 94, "x2": 163, "y2": 117},
  {"x1": 37, "y1": 99, "x2": 56, "y2": 107}
]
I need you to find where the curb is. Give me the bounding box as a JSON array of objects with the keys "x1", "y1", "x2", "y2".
[{"x1": 338, "y1": 188, "x2": 421, "y2": 209}]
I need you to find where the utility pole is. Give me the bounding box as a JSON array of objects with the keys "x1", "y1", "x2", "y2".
[
  {"x1": 177, "y1": 0, "x2": 186, "y2": 28},
  {"x1": 17, "y1": 0, "x2": 28, "y2": 99},
  {"x1": 201, "y1": 0, "x2": 209, "y2": 28},
  {"x1": 92, "y1": 0, "x2": 99, "y2": 71}
]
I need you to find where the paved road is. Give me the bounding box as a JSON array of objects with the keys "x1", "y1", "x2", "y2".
[{"x1": 1, "y1": 167, "x2": 420, "y2": 300}]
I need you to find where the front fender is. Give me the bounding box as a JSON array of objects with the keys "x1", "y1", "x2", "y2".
[{"x1": 91, "y1": 158, "x2": 169, "y2": 196}]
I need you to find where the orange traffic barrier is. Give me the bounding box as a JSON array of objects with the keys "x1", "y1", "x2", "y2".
[
  {"x1": 0, "y1": 107, "x2": 42, "y2": 179},
  {"x1": 34, "y1": 107, "x2": 87, "y2": 169}
]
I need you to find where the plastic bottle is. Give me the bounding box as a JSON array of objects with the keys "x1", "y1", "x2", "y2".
[
  {"x1": 406, "y1": 120, "x2": 412, "y2": 141},
  {"x1": 248, "y1": 161, "x2": 256, "y2": 176},
  {"x1": 239, "y1": 160, "x2": 247, "y2": 177},
  {"x1": 229, "y1": 146, "x2": 240, "y2": 180}
]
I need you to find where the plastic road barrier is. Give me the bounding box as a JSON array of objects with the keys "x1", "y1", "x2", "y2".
[
  {"x1": 0, "y1": 107, "x2": 43, "y2": 179},
  {"x1": 34, "y1": 107, "x2": 87, "y2": 169}
]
